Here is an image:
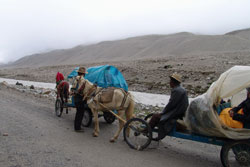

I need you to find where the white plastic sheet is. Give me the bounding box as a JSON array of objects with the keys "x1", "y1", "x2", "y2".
[{"x1": 184, "y1": 66, "x2": 250, "y2": 139}]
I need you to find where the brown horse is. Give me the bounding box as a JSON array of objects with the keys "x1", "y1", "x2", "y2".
[
  {"x1": 78, "y1": 78, "x2": 134, "y2": 142},
  {"x1": 56, "y1": 81, "x2": 70, "y2": 110}
]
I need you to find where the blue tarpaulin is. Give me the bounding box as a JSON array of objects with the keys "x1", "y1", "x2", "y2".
[{"x1": 67, "y1": 65, "x2": 128, "y2": 91}]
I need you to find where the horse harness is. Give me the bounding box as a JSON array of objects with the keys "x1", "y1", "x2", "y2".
[{"x1": 78, "y1": 80, "x2": 129, "y2": 109}]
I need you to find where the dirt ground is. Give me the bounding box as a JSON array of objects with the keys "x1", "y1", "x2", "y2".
[
  {"x1": 0, "y1": 84, "x2": 222, "y2": 167},
  {"x1": 1, "y1": 51, "x2": 250, "y2": 97}
]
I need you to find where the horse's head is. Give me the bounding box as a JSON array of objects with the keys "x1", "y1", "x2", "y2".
[{"x1": 78, "y1": 79, "x2": 98, "y2": 100}]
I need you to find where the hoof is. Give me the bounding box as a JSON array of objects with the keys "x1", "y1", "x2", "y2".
[
  {"x1": 109, "y1": 138, "x2": 116, "y2": 143},
  {"x1": 92, "y1": 132, "x2": 98, "y2": 137}
]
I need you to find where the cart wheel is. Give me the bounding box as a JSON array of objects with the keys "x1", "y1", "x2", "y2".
[
  {"x1": 123, "y1": 118, "x2": 152, "y2": 151},
  {"x1": 81, "y1": 108, "x2": 92, "y2": 127},
  {"x1": 220, "y1": 140, "x2": 250, "y2": 167},
  {"x1": 103, "y1": 111, "x2": 116, "y2": 124},
  {"x1": 55, "y1": 99, "x2": 63, "y2": 117}
]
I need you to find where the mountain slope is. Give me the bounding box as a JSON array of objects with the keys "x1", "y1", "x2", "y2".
[
  {"x1": 225, "y1": 28, "x2": 250, "y2": 40},
  {"x1": 8, "y1": 28, "x2": 250, "y2": 68}
]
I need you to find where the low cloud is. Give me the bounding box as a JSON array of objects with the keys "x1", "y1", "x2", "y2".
[{"x1": 0, "y1": 0, "x2": 250, "y2": 63}]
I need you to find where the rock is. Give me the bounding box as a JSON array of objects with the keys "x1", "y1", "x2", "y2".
[
  {"x1": 43, "y1": 90, "x2": 51, "y2": 95},
  {"x1": 16, "y1": 82, "x2": 23, "y2": 86},
  {"x1": 3, "y1": 133, "x2": 8, "y2": 136},
  {"x1": 162, "y1": 86, "x2": 167, "y2": 90},
  {"x1": 164, "y1": 65, "x2": 172, "y2": 69},
  {"x1": 138, "y1": 113, "x2": 145, "y2": 117},
  {"x1": 30, "y1": 85, "x2": 35, "y2": 89},
  {"x1": 1, "y1": 81, "x2": 8, "y2": 86}
]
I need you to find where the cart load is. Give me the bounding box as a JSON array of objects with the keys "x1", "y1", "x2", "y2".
[
  {"x1": 67, "y1": 65, "x2": 128, "y2": 91},
  {"x1": 185, "y1": 65, "x2": 250, "y2": 140}
]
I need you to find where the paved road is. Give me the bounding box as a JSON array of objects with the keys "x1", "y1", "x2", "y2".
[{"x1": 0, "y1": 85, "x2": 222, "y2": 167}]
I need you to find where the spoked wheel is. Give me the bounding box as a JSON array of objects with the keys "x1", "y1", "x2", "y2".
[
  {"x1": 55, "y1": 99, "x2": 63, "y2": 117},
  {"x1": 81, "y1": 108, "x2": 92, "y2": 127},
  {"x1": 123, "y1": 118, "x2": 152, "y2": 151},
  {"x1": 103, "y1": 111, "x2": 116, "y2": 124},
  {"x1": 220, "y1": 140, "x2": 250, "y2": 167}
]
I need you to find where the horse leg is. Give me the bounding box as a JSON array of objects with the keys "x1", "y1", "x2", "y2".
[
  {"x1": 125, "y1": 99, "x2": 135, "y2": 138},
  {"x1": 125, "y1": 111, "x2": 132, "y2": 138},
  {"x1": 110, "y1": 110, "x2": 125, "y2": 143},
  {"x1": 60, "y1": 92, "x2": 64, "y2": 106},
  {"x1": 64, "y1": 84, "x2": 69, "y2": 103},
  {"x1": 92, "y1": 109, "x2": 99, "y2": 137},
  {"x1": 64, "y1": 87, "x2": 69, "y2": 114}
]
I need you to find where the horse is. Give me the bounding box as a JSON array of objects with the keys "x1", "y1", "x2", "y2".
[
  {"x1": 56, "y1": 81, "x2": 70, "y2": 110},
  {"x1": 56, "y1": 72, "x2": 69, "y2": 111},
  {"x1": 78, "y1": 78, "x2": 135, "y2": 142}
]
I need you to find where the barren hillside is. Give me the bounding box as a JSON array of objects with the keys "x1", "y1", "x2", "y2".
[{"x1": 5, "y1": 28, "x2": 250, "y2": 68}]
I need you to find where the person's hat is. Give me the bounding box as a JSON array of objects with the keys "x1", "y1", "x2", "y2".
[
  {"x1": 169, "y1": 72, "x2": 182, "y2": 83},
  {"x1": 77, "y1": 67, "x2": 88, "y2": 74},
  {"x1": 246, "y1": 87, "x2": 250, "y2": 93}
]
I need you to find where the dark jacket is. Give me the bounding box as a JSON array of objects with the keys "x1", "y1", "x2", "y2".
[
  {"x1": 232, "y1": 98, "x2": 250, "y2": 128},
  {"x1": 160, "y1": 85, "x2": 189, "y2": 122}
]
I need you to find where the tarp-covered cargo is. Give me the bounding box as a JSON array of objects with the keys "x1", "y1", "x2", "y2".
[
  {"x1": 184, "y1": 66, "x2": 250, "y2": 139},
  {"x1": 68, "y1": 65, "x2": 128, "y2": 91}
]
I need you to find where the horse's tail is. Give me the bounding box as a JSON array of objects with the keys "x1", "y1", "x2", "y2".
[
  {"x1": 62, "y1": 82, "x2": 70, "y2": 100},
  {"x1": 125, "y1": 93, "x2": 135, "y2": 121},
  {"x1": 64, "y1": 82, "x2": 70, "y2": 93}
]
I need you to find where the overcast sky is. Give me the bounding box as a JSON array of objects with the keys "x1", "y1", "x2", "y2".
[{"x1": 0, "y1": 0, "x2": 250, "y2": 63}]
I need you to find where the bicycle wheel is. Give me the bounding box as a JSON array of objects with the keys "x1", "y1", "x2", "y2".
[
  {"x1": 55, "y1": 99, "x2": 63, "y2": 117},
  {"x1": 123, "y1": 118, "x2": 152, "y2": 151},
  {"x1": 220, "y1": 140, "x2": 250, "y2": 167}
]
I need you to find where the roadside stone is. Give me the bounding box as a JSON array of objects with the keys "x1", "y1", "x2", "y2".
[
  {"x1": 43, "y1": 90, "x2": 51, "y2": 95},
  {"x1": 1, "y1": 81, "x2": 8, "y2": 86},
  {"x1": 16, "y1": 81, "x2": 23, "y2": 86},
  {"x1": 3, "y1": 133, "x2": 8, "y2": 136}
]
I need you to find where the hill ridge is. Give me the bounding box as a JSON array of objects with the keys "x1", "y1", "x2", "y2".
[{"x1": 5, "y1": 28, "x2": 250, "y2": 68}]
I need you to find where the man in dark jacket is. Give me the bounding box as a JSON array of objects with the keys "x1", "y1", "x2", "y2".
[
  {"x1": 229, "y1": 87, "x2": 250, "y2": 128},
  {"x1": 147, "y1": 72, "x2": 189, "y2": 140}
]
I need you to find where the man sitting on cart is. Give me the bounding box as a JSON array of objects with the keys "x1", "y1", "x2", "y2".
[
  {"x1": 70, "y1": 67, "x2": 88, "y2": 132},
  {"x1": 146, "y1": 72, "x2": 189, "y2": 140}
]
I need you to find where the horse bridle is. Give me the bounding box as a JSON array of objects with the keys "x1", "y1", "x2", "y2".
[
  {"x1": 78, "y1": 81, "x2": 99, "y2": 101},
  {"x1": 78, "y1": 81, "x2": 129, "y2": 109}
]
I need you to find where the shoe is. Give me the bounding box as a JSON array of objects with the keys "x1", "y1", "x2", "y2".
[{"x1": 75, "y1": 129, "x2": 84, "y2": 133}]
